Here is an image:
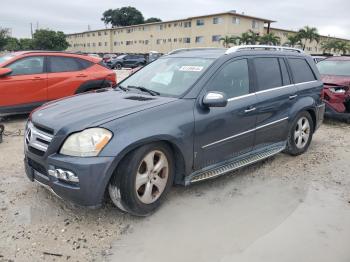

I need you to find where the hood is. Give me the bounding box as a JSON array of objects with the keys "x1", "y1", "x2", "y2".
[
  {"x1": 321, "y1": 74, "x2": 350, "y2": 87},
  {"x1": 31, "y1": 89, "x2": 177, "y2": 133}
]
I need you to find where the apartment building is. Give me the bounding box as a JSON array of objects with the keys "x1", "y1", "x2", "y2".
[
  {"x1": 66, "y1": 10, "x2": 349, "y2": 54},
  {"x1": 266, "y1": 27, "x2": 350, "y2": 54},
  {"x1": 66, "y1": 11, "x2": 273, "y2": 53}
]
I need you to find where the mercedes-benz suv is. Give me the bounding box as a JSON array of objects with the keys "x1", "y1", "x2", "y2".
[{"x1": 24, "y1": 46, "x2": 325, "y2": 216}]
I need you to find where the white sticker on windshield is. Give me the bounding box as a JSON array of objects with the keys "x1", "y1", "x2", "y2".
[{"x1": 179, "y1": 66, "x2": 204, "y2": 72}]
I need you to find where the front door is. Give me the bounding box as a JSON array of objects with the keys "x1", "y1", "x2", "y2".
[
  {"x1": 194, "y1": 58, "x2": 258, "y2": 170},
  {"x1": 0, "y1": 56, "x2": 47, "y2": 111}
]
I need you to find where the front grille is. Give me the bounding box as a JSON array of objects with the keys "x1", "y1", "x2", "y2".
[
  {"x1": 25, "y1": 121, "x2": 53, "y2": 155},
  {"x1": 28, "y1": 158, "x2": 48, "y2": 176}
]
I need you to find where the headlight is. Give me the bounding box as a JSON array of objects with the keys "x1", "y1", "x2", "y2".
[{"x1": 60, "y1": 128, "x2": 112, "y2": 157}]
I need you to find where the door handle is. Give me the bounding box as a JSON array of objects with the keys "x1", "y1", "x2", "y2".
[
  {"x1": 244, "y1": 107, "x2": 256, "y2": 113},
  {"x1": 32, "y1": 76, "x2": 43, "y2": 80},
  {"x1": 289, "y1": 94, "x2": 298, "y2": 100},
  {"x1": 76, "y1": 74, "x2": 87, "y2": 77}
]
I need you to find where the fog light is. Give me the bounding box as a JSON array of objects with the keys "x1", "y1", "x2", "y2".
[{"x1": 48, "y1": 168, "x2": 79, "y2": 183}]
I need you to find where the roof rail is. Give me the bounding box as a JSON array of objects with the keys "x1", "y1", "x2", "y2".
[
  {"x1": 167, "y1": 47, "x2": 225, "y2": 55},
  {"x1": 225, "y1": 45, "x2": 304, "y2": 54}
]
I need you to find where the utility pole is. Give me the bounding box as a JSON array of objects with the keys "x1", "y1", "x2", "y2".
[{"x1": 30, "y1": 22, "x2": 33, "y2": 38}]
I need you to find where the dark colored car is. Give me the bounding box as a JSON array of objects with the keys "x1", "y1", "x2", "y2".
[
  {"x1": 108, "y1": 54, "x2": 146, "y2": 69},
  {"x1": 317, "y1": 56, "x2": 350, "y2": 122},
  {"x1": 0, "y1": 51, "x2": 116, "y2": 116},
  {"x1": 24, "y1": 46, "x2": 325, "y2": 216}
]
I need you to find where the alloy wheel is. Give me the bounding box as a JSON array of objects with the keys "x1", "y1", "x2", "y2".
[
  {"x1": 294, "y1": 117, "x2": 310, "y2": 149},
  {"x1": 135, "y1": 150, "x2": 169, "y2": 204}
]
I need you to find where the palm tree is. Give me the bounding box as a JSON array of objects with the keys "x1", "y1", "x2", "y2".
[
  {"x1": 219, "y1": 35, "x2": 234, "y2": 48},
  {"x1": 334, "y1": 40, "x2": 349, "y2": 55},
  {"x1": 284, "y1": 34, "x2": 302, "y2": 47},
  {"x1": 297, "y1": 26, "x2": 320, "y2": 50},
  {"x1": 247, "y1": 30, "x2": 261, "y2": 45},
  {"x1": 259, "y1": 33, "x2": 281, "y2": 45},
  {"x1": 321, "y1": 40, "x2": 336, "y2": 54}
]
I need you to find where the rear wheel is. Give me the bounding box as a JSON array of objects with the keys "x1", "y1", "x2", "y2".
[
  {"x1": 285, "y1": 111, "x2": 314, "y2": 156},
  {"x1": 115, "y1": 63, "x2": 122, "y2": 70},
  {"x1": 109, "y1": 142, "x2": 174, "y2": 216}
]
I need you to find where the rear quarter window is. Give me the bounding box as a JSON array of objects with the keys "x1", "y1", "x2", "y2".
[
  {"x1": 288, "y1": 58, "x2": 316, "y2": 83},
  {"x1": 253, "y1": 57, "x2": 283, "y2": 91}
]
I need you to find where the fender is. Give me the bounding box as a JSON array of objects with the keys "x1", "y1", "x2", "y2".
[
  {"x1": 75, "y1": 79, "x2": 111, "y2": 94},
  {"x1": 289, "y1": 96, "x2": 317, "y2": 130}
]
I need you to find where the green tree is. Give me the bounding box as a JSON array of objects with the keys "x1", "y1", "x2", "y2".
[
  {"x1": 334, "y1": 40, "x2": 349, "y2": 55},
  {"x1": 284, "y1": 34, "x2": 302, "y2": 47},
  {"x1": 32, "y1": 29, "x2": 69, "y2": 50},
  {"x1": 145, "y1": 17, "x2": 162, "y2": 23},
  {"x1": 219, "y1": 35, "x2": 235, "y2": 48},
  {"x1": 19, "y1": 38, "x2": 34, "y2": 50},
  {"x1": 259, "y1": 33, "x2": 281, "y2": 45},
  {"x1": 0, "y1": 28, "x2": 10, "y2": 51},
  {"x1": 101, "y1": 6, "x2": 145, "y2": 27},
  {"x1": 4, "y1": 37, "x2": 20, "y2": 51},
  {"x1": 297, "y1": 26, "x2": 320, "y2": 50}
]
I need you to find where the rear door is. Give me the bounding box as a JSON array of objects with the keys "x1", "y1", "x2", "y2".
[
  {"x1": 0, "y1": 56, "x2": 47, "y2": 109},
  {"x1": 252, "y1": 56, "x2": 297, "y2": 149},
  {"x1": 46, "y1": 56, "x2": 93, "y2": 100}
]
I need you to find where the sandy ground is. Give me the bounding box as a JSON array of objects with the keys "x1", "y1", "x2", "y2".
[{"x1": 0, "y1": 77, "x2": 349, "y2": 261}]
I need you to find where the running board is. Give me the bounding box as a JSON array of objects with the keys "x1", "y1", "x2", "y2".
[{"x1": 186, "y1": 145, "x2": 285, "y2": 185}]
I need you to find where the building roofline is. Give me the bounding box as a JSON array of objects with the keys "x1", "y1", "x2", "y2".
[
  {"x1": 267, "y1": 26, "x2": 350, "y2": 41},
  {"x1": 66, "y1": 11, "x2": 275, "y2": 36}
]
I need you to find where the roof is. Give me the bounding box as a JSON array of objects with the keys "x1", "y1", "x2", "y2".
[{"x1": 66, "y1": 11, "x2": 275, "y2": 36}]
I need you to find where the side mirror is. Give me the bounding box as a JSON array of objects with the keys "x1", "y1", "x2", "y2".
[
  {"x1": 202, "y1": 91, "x2": 228, "y2": 107},
  {"x1": 0, "y1": 68, "x2": 12, "y2": 77}
]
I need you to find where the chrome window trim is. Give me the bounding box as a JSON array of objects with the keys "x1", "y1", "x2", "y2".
[
  {"x1": 202, "y1": 117, "x2": 289, "y2": 149},
  {"x1": 226, "y1": 80, "x2": 318, "y2": 102}
]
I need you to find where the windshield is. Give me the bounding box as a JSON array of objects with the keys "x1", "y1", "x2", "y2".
[
  {"x1": 317, "y1": 60, "x2": 350, "y2": 76},
  {"x1": 0, "y1": 54, "x2": 15, "y2": 64},
  {"x1": 119, "y1": 57, "x2": 214, "y2": 97}
]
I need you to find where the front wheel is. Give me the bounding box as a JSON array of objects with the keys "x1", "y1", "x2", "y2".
[
  {"x1": 285, "y1": 111, "x2": 314, "y2": 156},
  {"x1": 109, "y1": 142, "x2": 174, "y2": 216}
]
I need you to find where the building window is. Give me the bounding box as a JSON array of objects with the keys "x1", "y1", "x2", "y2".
[
  {"x1": 104, "y1": 31, "x2": 108, "y2": 35},
  {"x1": 113, "y1": 41, "x2": 117, "y2": 46},
  {"x1": 87, "y1": 33, "x2": 90, "y2": 37},
  {"x1": 195, "y1": 36, "x2": 204, "y2": 43},
  {"x1": 98, "y1": 32, "x2": 101, "y2": 36},
  {"x1": 98, "y1": 42, "x2": 102, "y2": 46},
  {"x1": 184, "y1": 21, "x2": 191, "y2": 28},
  {"x1": 87, "y1": 43, "x2": 90, "y2": 47},
  {"x1": 174, "y1": 38, "x2": 177, "y2": 42},
  {"x1": 183, "y1": 37, "x2": 191, "y2": 43},
  {"x1": 196, "y1": 19, "x2": 205, "y2": 26},
  {"x1": 93, "y1": 43, "x2": 96, "y2": 47},
  {"x1": 105, "y1": 42, "x2": 108, "y2": 46},
  {"x1": 168, "y1": 38, "x2": 171, "y2": 42},
  {"x1": 92, "y1": 33, "x2": 95, "y2": 36},
  {"x1": 252, "y1": 20, "x2": 259, "y2": 29},
  {"x1": 158, "y1": 25, "x2": 163, "y2": 30},
  {"x1": 232, "y1": 17, "x2": 240, "y2": 24},
  {"x1": 156, "y1": 39, "x2": 161, "y2": 44},
  {"x1": 213, "y1": 17, "x2": 223, "y2": 24},
  {"x1": 174, "y1": 23, "x2": 178, "y2": 27},
  {"x1": 145, "y1": 40, "x2": 149, "y2": 45},
  {"x1": 126, "y1": 41, "x2": 133, "y2": 45},
  {"x1": 212, "y1": 35, "x2": 221, "y2": 42}
]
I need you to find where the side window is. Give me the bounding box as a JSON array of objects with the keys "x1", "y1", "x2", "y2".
[
  {"x1": 7, "y1": 56, "x2": 44, "y2": 76},
  {"x1": 48, "y1": 56, "x2": 91, "y2": 73},
  {"x1": 207, "y1": 59, "x2": 250, "y2": 98},
  {"x1": 254, "y1": 57, "x2": 282, "y2": 91},
  {"x1": 279, "y1": 58, "x2": 291, "y2": 85},
  {"x1": 288, "y1": 58, "x2": 316, "y2": 83}
]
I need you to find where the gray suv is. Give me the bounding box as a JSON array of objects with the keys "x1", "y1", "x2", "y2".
[{"x1": 24, "y1": 46, "x2": 325, "y2": 216}]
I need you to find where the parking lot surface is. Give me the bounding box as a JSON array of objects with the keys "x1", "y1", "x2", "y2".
[{"x1": 0, "y1": 82, "x2": 349, "y2": 261}]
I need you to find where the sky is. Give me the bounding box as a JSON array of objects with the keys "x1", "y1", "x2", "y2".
[{"x1": 1, "y1": 0, "x2": 350, "y2": 39}]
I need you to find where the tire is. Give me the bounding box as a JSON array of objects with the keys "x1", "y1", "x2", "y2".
[
  {"x1": 115, "y1": 63, "x2": 122, "y2": 70},
  {"x1": 109, "y1": 142, "x2": 174, "y2": 216},
  {"x1": 285, "y1": 111, "x2": 314, "y2": 156}
]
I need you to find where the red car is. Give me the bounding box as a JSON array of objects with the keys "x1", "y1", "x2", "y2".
[
  {"x1": 0, "y1": 51, "x2": 116, "y2": 116},
  {"x1": 317, "y1": 56, "x2": 350, "y2": 122}
]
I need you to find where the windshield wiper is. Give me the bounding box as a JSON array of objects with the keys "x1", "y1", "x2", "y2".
[
  {"x1": 127, "y1": 85, "x2": 160, "y2": 96},
  {"x1": 116, "y1": 85, "x2": 129, "y2": 92}
]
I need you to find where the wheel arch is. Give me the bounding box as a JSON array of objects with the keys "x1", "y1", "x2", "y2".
[
  {"x1": 75, "y1": 79, "x2": 110, "y2": 94},
  {"x1": 289, "y1": 97, "x2": 317, "y2": 133}
]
